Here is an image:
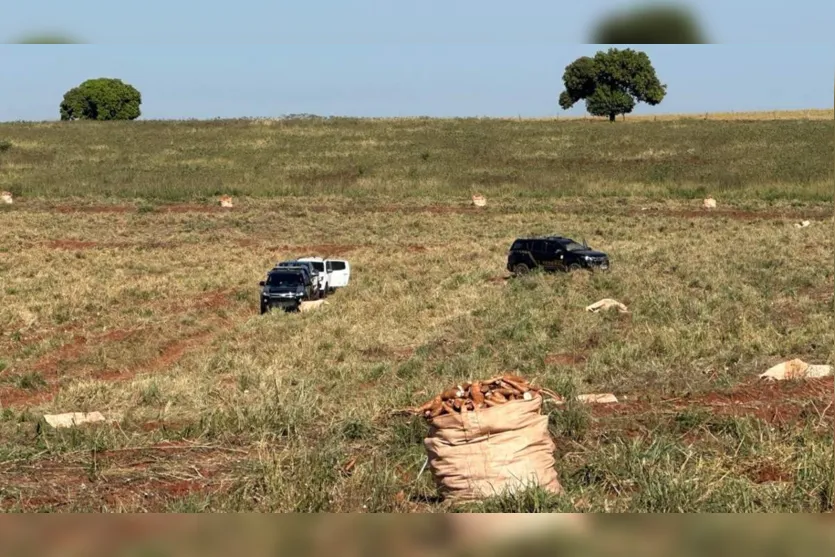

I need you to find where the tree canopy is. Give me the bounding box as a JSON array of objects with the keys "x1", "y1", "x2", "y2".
[
  {"x1": 590, "y1": 5, "x2": 707, "y2": 44},
  {"x1": 60, "y1": 78, "x2": 142, "y2": 121},
  {"x1": 558, "y1": 48, "x2": 666, "y2": 121}
]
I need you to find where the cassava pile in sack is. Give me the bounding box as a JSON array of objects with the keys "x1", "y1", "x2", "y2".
[{"x1": 403, "y1": 374, "x2": 562, "y2": 501}]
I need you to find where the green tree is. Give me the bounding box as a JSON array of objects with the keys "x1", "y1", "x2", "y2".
[
  {"x1": 11, "y1": 33, "x2": 83, "y2": 44},
  {"x1": 558, "y1": 48, "x2": 666, "y2": 122},
  {"x1": 590, "y1": 4, "x2": 708, "y2": 44},
  {"x1": 59, "y1": 78, "x2": 142, "y2": 121}
]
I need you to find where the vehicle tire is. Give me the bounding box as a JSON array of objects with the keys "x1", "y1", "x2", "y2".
[
  {"x1": 513, "y1": 263, "x2": 530, "y2": 275},
  {"x1": 568, "y1": 263, "x2": 582, "y2": 272},
  {"x1": 260, "y1": 303, "x2": 269, "y2": 315},
  {"x1": 320, "y1": 288, "x2": 327, "y2": 299}
]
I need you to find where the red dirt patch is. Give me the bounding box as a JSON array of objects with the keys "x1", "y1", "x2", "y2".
[
  {"x1": 546, "y1": 353, "x2": 587, "y2": 366},
  {"x1": 93, "y1": 329, "x2": 216, "y2": 384},
  {"x1": 46, "y1": 239, "x2": 99, "y2": 250},
  {"x1": 159, "y1": 204, "x2": 223, "y2": 213},
  {"x1": 163, "y1": 289, "x2": 231, "y2": 315},
  {"x1": 101, "y1": 329, "x2": 137, "y2": 342},
  {"x1": 593, "y1": 377, "x2": 834, "y2": 426},
  {"x1": 0, "y1": 443, "x2": 243, "y2": 512},
  {"x1": 376, "y1": 204, "x2": 480, "y2": 215},
  {"x1": 393, "y1": 347, "x2": 415, "y2": 360},
  {"x1": 44, "y1": 239, "x2": 174, "y2": 251},
  {"x1": 197, "y1": 290, "x2": 231, "y2": 312},
  {"x1": 771, "y1": 300, "x2": 807, "y2": 327},
  {"x1": 746, "y1": 462, "x2": 792, "y2": 484},
  {"x1": 801, "y1": 284, "x2": 834, "y2": 304},
  {"x1": 269, "y1": 243, "x2": 362, "y2": 256},
  {"x1": 148, "y1": 331, "x2": 215, "y2": 373},
  {"x1": 234, "y1": 238, "x2": 259, "y2": 247},
  {"x1": 632, "y1": 207, "x2": 833, "y2": 221},
  {"x1": 0, "y1": 334, "x2": 89, "y2": 407},
  {"x1": 55, "y1": 205, "x2": 132, "y2": 214},
  {"x1": 33, "y1": 335, "x2": 89, "y2": 374},
  {"x1": 1, "y1": 321, "x2": 222, "y2": 409},
  {"x1": 406, "y1": 244, "x2": 428, "y2": 252}
]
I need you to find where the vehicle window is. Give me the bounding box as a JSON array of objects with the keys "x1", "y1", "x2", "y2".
[
  {"x1": 267, "y1": 273, "x2": 301, "y2": 287},
  {"x1": 561, "y1": 240, "x2": 585, "y2": 252},
  {"x1": 547, "y1": 241, "x2": 562, "y2": 253},
  {"x1": 531, "y1": 240, "x2": 547, "y2": 252},
  {"x1": 309, "y1": 262, "x2": 324, "y2": 272},
  {"x1": 511, "y1": 240, "x2": 526, "y2": 251},
  {"x1": 330, "y1": 261, "x2": 346, "y2": 271}
]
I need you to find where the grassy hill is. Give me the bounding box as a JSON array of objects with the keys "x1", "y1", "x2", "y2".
[
  {"x1": 0, "y1": 111, "x2": 831, "y2": 512},
  {"x1": 1, "y1": 113, "x2": 832, "y2": 202}
]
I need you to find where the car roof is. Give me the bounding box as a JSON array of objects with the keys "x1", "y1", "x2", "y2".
[
  {"x1": 514, "y1": 236, "x2": 571, "y2": 242},
  {"x1": 269, "y1": 268, "x2": 304, "y2": 274}
]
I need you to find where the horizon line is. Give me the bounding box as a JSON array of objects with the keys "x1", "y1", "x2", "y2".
[{"x1": 1, "y1": 107, "x2": 832, "y2": 125}]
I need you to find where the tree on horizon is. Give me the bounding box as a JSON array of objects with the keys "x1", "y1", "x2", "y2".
[{"x1": 558, "y1": 48, "x2": 666, "y2": 122}]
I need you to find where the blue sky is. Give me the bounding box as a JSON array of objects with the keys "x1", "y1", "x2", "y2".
[
  {"x1": 1, "y1": 44, "x2": 831, "y2": 121},
  {"x1": 4, "y1": 0, "x2": 834, "y2": 44}
]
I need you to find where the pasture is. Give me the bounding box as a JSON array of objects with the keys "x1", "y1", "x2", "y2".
[{"x1": 0, "y1": 113, "x2": 832, "y2": 511}]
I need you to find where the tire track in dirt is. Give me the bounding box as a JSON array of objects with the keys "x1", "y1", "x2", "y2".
[
  {"x1": 591, "y1": 376, "x2": 834, "y2": 426},
  {"x1": 629, "y1": 207, "x2": 833, "y2": 221},
  {"x1": 51, "y1": 204, "x2": 226, "y2": 214},
  {"x1": 21, "y1": 201, "x2": 834, "y2": 222},
  {"x1": 0, "y1": 441, "x2": 245, "y2": 512},
  {"x1": 0, "y1": 290, "x2": 251, "y2": 409},
  {"x1": 44, "y1": 239, "x2": 175, "y2": 250}
]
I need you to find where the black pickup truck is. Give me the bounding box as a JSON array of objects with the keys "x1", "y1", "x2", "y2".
[
  {"x1": 259, "y1": 268, "x2": 315, "y2": 314},
  {"x1": 507, "y1": 236, "x2": 610, "y2": 275}
]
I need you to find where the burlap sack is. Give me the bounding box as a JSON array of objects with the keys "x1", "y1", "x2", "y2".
[{"x1": 423, "y1": 394, "x2": 561, "y2": 501}]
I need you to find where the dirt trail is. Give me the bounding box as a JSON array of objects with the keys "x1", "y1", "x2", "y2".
[
  {"x1": 630, "y1": 207, "x2": 833, "y2": 221},
  {"x1": 23, "y1": 201, "x2": 833, "y2": 221},
  {"x1": 51, "y1": 203, "x2": 226, "y2": 214},
  {"x1": 0, "y1": 442, "x2": 243, "y2": 512},
  {"x1": 0, "y1": 290, "x2": 247, "y2": 409},
  {"x1": 44, "y1": 239, "x2": 175, "y2": 250},
  {"x1": 593, "y1": 376, "x2": 834, "y2": 426}
]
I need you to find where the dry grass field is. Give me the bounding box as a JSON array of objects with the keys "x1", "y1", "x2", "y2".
[
  {"x1": 555, "y1": 108, "x2": 835, "y2": 122},
  {"x1": 0, "y1": 113, "x2": 832, "y2": 512}
]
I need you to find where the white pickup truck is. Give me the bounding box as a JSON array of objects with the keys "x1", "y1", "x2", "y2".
[{"x1": 297, "y1": 257, "x2": 351, "y2": 297}]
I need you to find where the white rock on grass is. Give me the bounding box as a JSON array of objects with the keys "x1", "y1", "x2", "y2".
[
  {"x1": 585, "y1": 298, "x2": 629, "y2": 314},
  {"x1": 43, "y1": 412, "x2": 106, "y2": 428},
  {"x1": 759, "y1": 358, "x2": 833, "y2": 381},
  {"x1": 299, "y1": 299, "x2": 329, "y2": 313},
  {"x1": 552, "y1": 393, "x2": 618, "y2": 405}
]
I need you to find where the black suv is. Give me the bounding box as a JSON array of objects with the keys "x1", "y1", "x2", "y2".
[
  {"x1": 507, "y1": 236, "x2": 610, "y2": 275},
  {"x1": 276, "y1": 260, "x2": 323, "y2": 298},
  {"x1": 259, "y1": 268, "x2": 315, "y2": 313}
]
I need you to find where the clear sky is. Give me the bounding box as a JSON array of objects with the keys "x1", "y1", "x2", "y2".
[
  {"x1": 4, "y1": 0, "x2": 834, "y2": 44},
  {"x1": 2, "y1": 44, "x2": 831, "y2": 121}
]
